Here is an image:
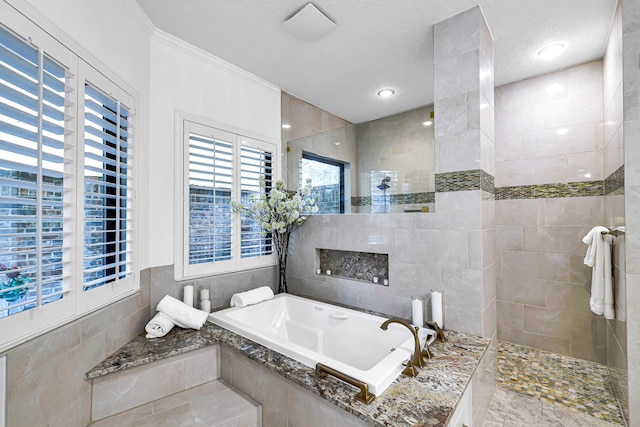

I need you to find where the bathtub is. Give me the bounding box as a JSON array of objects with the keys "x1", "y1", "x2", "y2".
[{"x1": 208, "y1": 293, "x2": 415, "y2": 396}]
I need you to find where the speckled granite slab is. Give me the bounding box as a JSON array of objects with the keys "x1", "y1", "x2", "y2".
[{"x1": 86, "y1": 321, "x2": 489, "y2": 427}]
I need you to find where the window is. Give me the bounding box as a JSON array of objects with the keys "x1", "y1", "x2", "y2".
[
  {"x1": 301, "y1": 152, "x2": 344, "y2": 214},
  {"x1": 177, "y1": 118, "x2": 278, "y2": 280},
  {"x1": 0, "y1": 9, "x2": 137, "y2": 349},
  {"x1": 82, "y1": 81, "x2": 134, "y2": 293}
]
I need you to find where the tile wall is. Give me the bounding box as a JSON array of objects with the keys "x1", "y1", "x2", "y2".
[
  {"x1": 602, "y1": 1, "x2": 628, "y2": 424},
  {"x1": 149, "y1": 265, "x2": 277, "y2": 314},
  {"x1": 621, "y1": 0, "x2": 640, "y2": 425},
  {"x1": 494, "y1": 61, "x2": 607, "y2": 363},
  {"x1": 288, "y1": 7, "x2": 497, "y2": 343},
  {"x1": 0, "y1": 269, "x2": 151, "y2": 427}
]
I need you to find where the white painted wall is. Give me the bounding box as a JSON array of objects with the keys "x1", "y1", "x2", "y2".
[{"x1": 147, "y1": 30, "x2": 281, "y2": 267}]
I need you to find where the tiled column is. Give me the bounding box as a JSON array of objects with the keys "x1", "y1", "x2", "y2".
[
  {"x1": 622, "y1": 0, "x2": 640, "y2": 424},
  {"x1": 433, "y1": 6, "x2": 496, "y2": 340}
]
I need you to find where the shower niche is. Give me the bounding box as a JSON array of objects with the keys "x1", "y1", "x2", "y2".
[{"x1": 317, "y1": 249, "x2": 389, "y2": 285}]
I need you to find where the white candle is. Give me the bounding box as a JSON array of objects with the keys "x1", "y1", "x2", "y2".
[
  {"x1": 383, "y1": 279, "x2": 389, "y2": 286},
  {"x1": 316, "y1": 268, "x2": 321, "y2": 275},
  {"x1": 411, "y1": 296, "x2": 424, "y2": 327},
  {"x1": 200, "y1": 288, "x2": 209, "y2": 301},
  {"x1": 372, "y1": 277, "x2": 379, "y2": 284},
  {"x1": 326, "y1": 269, "x2": 331, "y2": 276},
  {"x1": 430, "y1": 290, "x2": 443, "y2": 328},
  {"x1": 183, "y1": 285, "x2": 194, "y2": 307},
  {"x1": 199, "y1": 299, "x2": 211, "y2": 312}
]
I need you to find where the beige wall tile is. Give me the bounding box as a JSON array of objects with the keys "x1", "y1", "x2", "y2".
[{"x1": 544, "y1": 281, "x2": 591, "y2": 314}]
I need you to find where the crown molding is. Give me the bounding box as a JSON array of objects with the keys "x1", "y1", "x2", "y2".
[{"x1": 151, "y1": 29, "x2": 280, "y2": 93}]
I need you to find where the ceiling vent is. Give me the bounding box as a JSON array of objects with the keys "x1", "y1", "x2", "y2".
[{"x1": 283, "y1": 3, "x2": 335, "y2": 41}]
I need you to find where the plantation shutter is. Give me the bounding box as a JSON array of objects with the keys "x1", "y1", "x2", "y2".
[
  {"x1": 239, "y1": 142, "x2": 273, "y2": 258},
  {"x1": 0, "y1": 24, "x2": 73, "y2": 317},
  {"x1": 82, "y1": 82, "x2": 134, "y2": 291},
  {"x1": 187, "y1": 126, "x2": 234, "y2": 266}
]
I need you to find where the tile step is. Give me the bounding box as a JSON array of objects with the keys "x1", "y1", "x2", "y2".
[{"x1": 89, "y1": 380, "x2": 261, "y2": 427}]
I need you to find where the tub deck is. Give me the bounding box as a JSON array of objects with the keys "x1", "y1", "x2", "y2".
[{"x1": 86, "y1": 319, "x2": 490, "y2": 427}]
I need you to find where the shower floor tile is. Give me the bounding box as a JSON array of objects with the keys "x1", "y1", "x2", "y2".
[{"x1": 496, "y1": 341, "x2": 624, "y2": 425}]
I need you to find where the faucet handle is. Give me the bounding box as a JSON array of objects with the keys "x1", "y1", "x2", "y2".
[
  {"x1": 425, "y1": 320, "x2": 448, "y2": 343},
  {"x1": 421, "y1": 344, "x2": 433, "y2": 360},
  {"x1": 401, "y1": 360, "x2": 418, "y2": 377}
]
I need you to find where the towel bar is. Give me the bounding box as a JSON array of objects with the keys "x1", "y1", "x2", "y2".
[{"x1": 316, "y1": 363, "x2": 376, "y2": 404}]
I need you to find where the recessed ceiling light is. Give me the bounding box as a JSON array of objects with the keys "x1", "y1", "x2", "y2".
[
  {"x1": 557, "y1": 128, "x2": 568, "y2": 135},
  {"x1": 584, "y1": 173, "x2": 592, "y2": 178},
  {"x1": 537, "y1": 43, "x2": 565, "y2": 59},
  {"x1": 423, "y1": 120, "x2": 433, "y2": 127},
  {"x1": 282, "y1": 124, "x2": 291, "y2": 129},
  {"x1": 334, "y1": 142, "x2": 340, "y2": 145},
  {"x1": 377, "y1": 88, "x2": 395, "y2": 98}
]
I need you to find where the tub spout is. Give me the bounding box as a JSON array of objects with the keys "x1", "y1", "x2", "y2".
[{"x1": 380, "y1": 319, "x2": 425, "y2": 369}]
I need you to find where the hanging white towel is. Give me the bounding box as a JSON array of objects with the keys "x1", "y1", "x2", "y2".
[
  {"x1": 582, "y1": 227, "x2": 615, "y2": 319},
  {"x1": 230, "y1": 286, "x2": 274, "y2": 308},
  {"x1": 582, "y1": 226, "x2": 608, "y2": 267},
  {"x1": 156, "y1": 295, "x2": 209, "y2": 330},
  {"x1": 145, "y1": 312, "x2": 175, "y2": 338}
]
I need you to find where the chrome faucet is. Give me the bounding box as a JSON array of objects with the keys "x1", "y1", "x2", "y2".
[{"x1": 380, "y1": 319, "x2": 425, "y2": 376}]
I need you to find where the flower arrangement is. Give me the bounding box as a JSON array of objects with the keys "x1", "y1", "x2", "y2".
[
  {"x1": 231, "y1": 178, "x2": 317, "y2": 293},
  {"x1": 0, "y1": 264, "x2": 31, "y2": 303}
]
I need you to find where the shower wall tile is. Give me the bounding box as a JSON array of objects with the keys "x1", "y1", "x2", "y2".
[
  {"x1": 441, "y1": 268, "x2": 483, "y2": 311},
  {"x1": 483, "y1": 298, "x2": 497, "y2": 340},
  {"x1": 433, "y1": 6, "x2": 481, "y2": 61},
  {"x1": 544, "y1": 281, "x2": 591, "y2": 314},
  {"x1": 495, "y1": 61, "x2": 603, "y2": 188},
  {"x1": 497, "y1": 301, "x2": 524, "y2": 331},
  {"x1": 435, "y1": 129, "x2": 482, "y2": 173},
  {"x1": 543, "y1": 196, "x2": 604, "y2": 225},
  {"x1": 434, "y1": 51, "x2": 480, "y2": 102},
  {"x1": 483, "y1": 263, "x2": 497, "y2": 310},
  {"x1": 496, "y1": 225, "x2": 523, "y2": 252}
]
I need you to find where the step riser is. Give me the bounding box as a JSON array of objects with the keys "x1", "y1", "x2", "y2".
[{"x1": 91, "y1": 345, "x2": 220, "y2": 421}]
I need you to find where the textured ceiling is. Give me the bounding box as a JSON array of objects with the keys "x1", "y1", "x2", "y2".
[{"x1": 136, "y1": 0, "x2": 617, "y2": 123}]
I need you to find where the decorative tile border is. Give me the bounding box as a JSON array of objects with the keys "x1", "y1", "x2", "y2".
[
  {"x1": 351, "y1": 165, "x2": 625, "y2": 203},
  {"x1": 435, "y1": 169, "x2": 495, "y2": 193},
  {"x1": 495, "y1": 181, "x2": 604, "y2": 200},
  {"x1": 351, "y1": 191, "x2": 435, "y2": 207},
  {"x1": 605, "y1": 165, "x2": 624, "y2": 195}
]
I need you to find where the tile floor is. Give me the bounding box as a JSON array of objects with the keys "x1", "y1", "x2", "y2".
[{"x1": 483, "y1": 341, "x2": 625, "y2": 427}]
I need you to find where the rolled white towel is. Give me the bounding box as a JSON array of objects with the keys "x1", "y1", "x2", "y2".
[
  {"x1": 145, "y1": 312, "x2": 175, "y2": 338},
  {"x1": 230, "y1": 286, "x2": 274, "y2": 308},
  {"x1": 157, "y1": 295, "x2": 209, "y2": 330}
]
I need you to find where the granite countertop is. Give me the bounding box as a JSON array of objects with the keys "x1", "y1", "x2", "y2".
[{"x1": 86, "y1": 322, "x2": 489, "y2": 427}]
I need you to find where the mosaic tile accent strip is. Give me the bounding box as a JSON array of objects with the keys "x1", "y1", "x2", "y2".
[
  {"x1": 497, "y1": 341, "x2": 624, "y2": 425},
  {"x1": 318, "y1": 248, "x2": 388, "y2": 283},
  {"x1": 495, "y1": 181, "x2": 604, "y2": 200},
  {"x1": 605, "y1": 165, "x2": 624, "y2": 195},
  {"x1": 351, "y1": 192, "x2": 435, "y2": 207},
  {"x1": 434, "y1": 169, "x2": 495, "y2": 193}
]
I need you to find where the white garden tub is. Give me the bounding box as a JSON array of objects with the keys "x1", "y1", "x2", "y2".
[{"x1": 208, "y1": 293, "x2": 415, "y2": 396}]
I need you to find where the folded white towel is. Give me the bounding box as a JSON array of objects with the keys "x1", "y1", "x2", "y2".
[
  {"x1": 230, "y1": 286, "x2": 274, "y2": 308},
  {"x1": 145, "y1": 312, "x2": 175, "y2": 338},
  {"x1": 157, "y1": 295, "x2": 209, "y2": 330}
]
